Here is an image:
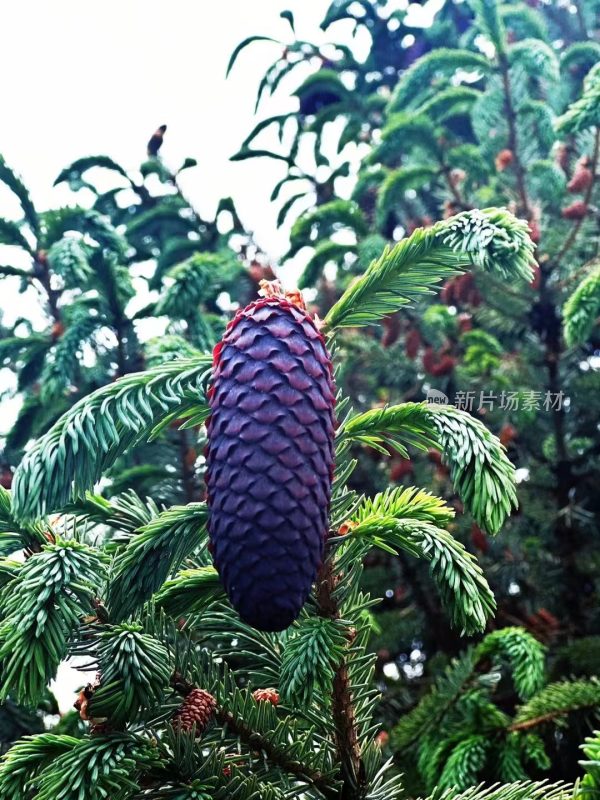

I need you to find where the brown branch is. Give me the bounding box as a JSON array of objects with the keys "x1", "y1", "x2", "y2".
[
  {"x1": 315, "y1": 557, "x2": 366, "y2": 799},
  {"x1": 507, "y1": 706, "x2": 591, "y2": 733},
  {"x1": 215, "y1": 707, "x2": 335, "y2": 794},
  {"x1": 498, "y1": 51, "x2": 532, "y2": 220},
  {"x1": 554, "y1": 128, "x2": 600, "y2": 266},
  {"x1": 33, "y1": 252, "x2": 62, "y2": 324},
  {"x1": 169, "y1": 671, "x2": 337, "y2": 795},
  {"x1": 507, "y1": 713, "x2": 557, "y2": 732}
]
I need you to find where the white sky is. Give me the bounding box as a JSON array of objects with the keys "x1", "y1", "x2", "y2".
[
  {"x1": 0, "y1": 0, "x2": 340, "y2": 260},
  {"x1": 0, "y1": 1, "x2": 440, "y2": 260}
]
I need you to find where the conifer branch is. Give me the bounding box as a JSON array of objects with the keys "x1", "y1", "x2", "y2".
[
  {"x1": 323, "y1": 208, "x2": 534, "y2": 331},
  {"x1": 88, "y1": 624, "x2": 172, "y2": 724},
  {"x1": 12, "y1": 357, "x2": 211, "y2": 522},
  {"x1": 341, "y1": 403, "x2": 439, "y2": 457},
  {"x1": 340, "y1": 403, "x2": 517, "y2": 535},
  {"x1": 280, "y1": 616, "x2": 348, "y2": 709},
  {"x1": 348, "y1": 512, "x2": 495, "y2": 634},
  {"x1": 29, "y1": 734, "x2": 160, "y2": 799},
  {"x1": 155, "y1": 566, "x2": 224, "y2": 618},
  {"x1": 0, "y1": 733, "x2": 79, "y2": 799},
  {"x1": 176, "y1": 649, "x2": 339, "y2": 795},
  {"x1": 498, "y1": 50, "x2": 533, "y2": 219},
  {"x1": 563, "y1": 263, "x2": 600, "y2": 346},
  {"x1": 68, "y1": 489, "x2": 160, "y2": 537},
  {"x1": 476, "y1": 628, "x2": 545, "y2": 701},
  {"x1": 509, "y1": 679, "x2": 600, "y2": 732},
  {"x1": 556, "y1": 63, "x2": 600, "y2": 134},
  {"x1": 421, "y1": 781, "x2": 572, "y2": 800},
  {"x1": 0, "y1": 486, "x2": 48, "y2": 554},
  {"x1": 214, "y1": 705, "x2": 336, "y2": 795},
  {"x1": 392, "y1": 647, "x2": 481, "y2": 751},
  {"x1": 0, "y1": 218, "x2": 34, "y2": 254},
  {"x1": 428, "y1": 405, "x2": 518, "y2": 535},
  {"x1": 389, "y1": 49, "x2": 490, "y2": 112},
  {"x1": 107, "y1": 503, "x2": 208, "y2": 621},
  {"x1": 0, "y1": 156, "x2": 39, "y2": 236},
  {"x1": 579, "y1": 729, "x2": 600, "y2": 797},
  {"x1": 0, "y1": 539, "x2": 107, "y2": 705}
]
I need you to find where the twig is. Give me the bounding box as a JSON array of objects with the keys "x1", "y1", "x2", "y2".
[
  {"x1": 170, "y1": 671, "x2": 337, "y2": 795},
  {"x1": 508, "y1": 710, "x2": 577, "y2": 733},
  {"x1": 33, "y1": 252, "x2": 62, "y2": 324},
  {"x1": 498, "y1": 51, "x2": 532, "y2": 220},
  {"x1": 315, "y1": 557, "x2": 366, "y2": 798},
  {"x1": 215, "y1": 707, "x2": 335, "y2": 794},
  {"x1": 554, "y1": 128, "x2": 600, "y2": 266},
  {"x1": 440, "y1": 161, "x2": 469, "y2": 211}
]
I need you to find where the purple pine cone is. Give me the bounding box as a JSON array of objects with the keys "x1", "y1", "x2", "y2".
[{"x1": 206, "y1": 294, "x2": 336, "y2": 631}]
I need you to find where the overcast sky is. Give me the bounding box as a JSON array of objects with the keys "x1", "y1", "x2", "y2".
[
  {"x1": 0, "y1": 1, "x2": 441, "y2": 260},
  {"x1": 0, "y1": 0, "x2": 345, "y2": 260}
]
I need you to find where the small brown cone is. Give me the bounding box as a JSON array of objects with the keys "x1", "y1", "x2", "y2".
[
  {"x1": 405, "y1": 328, "x2": 421, "y2": 359},
  {"x1": 562, "y1": 200, "x2": 588, "y2": 220},
  {"x1": 499, "y1": 423, "x2": 518, "y2": 447},
  {"x1": 567, "y1": 160, "x2": 593, "y2": 193},
  {"x1": 252, "y1": 687, "x2": 280, "y2": 705},
  {"x1": 495, "y1": 148, "x2": 514, "y2": 171},
  {"x1": 172, "y1": 688, "x2": 216, "y2": 735}
]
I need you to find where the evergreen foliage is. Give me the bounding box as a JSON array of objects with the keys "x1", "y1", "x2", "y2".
[{"x1": 391, "y1": 627, "x2": 600, "y2": 792}]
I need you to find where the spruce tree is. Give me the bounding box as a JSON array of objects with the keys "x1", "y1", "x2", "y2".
[
  {"x1": 0, "y1": 1, "x2": 598, "y2": 796},
  {"x1": 0, "y1": 205, "x2": 582, "y2": 799}
]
